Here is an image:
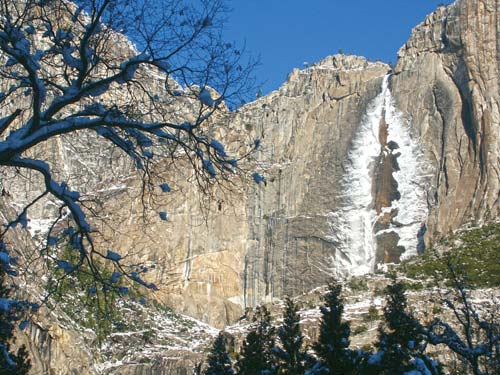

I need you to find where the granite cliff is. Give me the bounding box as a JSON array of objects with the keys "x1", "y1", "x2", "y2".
[
  {"x1": 1, "y1": 0, "x2": 499, "y2": 373},
  {"x1": 238, "y1": 0, "x2": 500, "y2": 311},
  {"x1": 392, "y1": 0, "x2": 500, "y2": 240}
]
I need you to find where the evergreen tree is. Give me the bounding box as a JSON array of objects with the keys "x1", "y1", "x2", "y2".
[
  {"x1": 276, "y1": 297, "x2": 306, "y2": 375},
  {"x1": 204, "y1": 332, "x2": 234, "y2": 375},
  {"x1": 0, "y1": 242, "x2": 31, "y2": 374},
  {"x1": 237, "y1": 306, "x2": 276, "y2": 375},
  {"x1": 377, "y1": 282, "x2": 417, "y2": 373},
  {"x1": 193, "y1": 362, "x2": 203, "y2": 375},
  {"x1": 312, "y1": 281, "x2": 355, "y2": 375},
  {"x1": 367, "y1": 281, "x2": 441, "y2": 375}
]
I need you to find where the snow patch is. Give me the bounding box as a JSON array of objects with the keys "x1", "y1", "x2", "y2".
[{"x1": 27, "y1": 218, "x2": 53, "y2": 237}]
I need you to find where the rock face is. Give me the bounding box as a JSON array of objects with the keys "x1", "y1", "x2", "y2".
[
  {"x1": 2, "y1": 0, "x2": 500, "y2": 372},
  {"x1": 102, "y1": 351, "x2": 204, "y2": 375},
  {"x1": 111, "y1": 0, "x2": 500, "y2": 323},
  {"x1": 16, "y1": 319, "x2": 96, "y2": 374},
  {"x1": 392, "y1": 0, "x2": 500, "y2": 242},
  {"x1": 233, "y1": 56, "x2": 389, "y2": 304}
]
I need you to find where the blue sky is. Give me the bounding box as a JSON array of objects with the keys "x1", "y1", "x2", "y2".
[{"x1": 224, "y1": 1, "x2": 451, "y2": 95}]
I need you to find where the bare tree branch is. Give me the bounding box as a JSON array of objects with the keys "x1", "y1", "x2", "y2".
[{"x1": 0, "y1": 0, "x2": 258, "y2": 301}]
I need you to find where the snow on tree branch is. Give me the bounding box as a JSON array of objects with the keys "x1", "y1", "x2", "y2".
[
  {"x1": 418, "y1": 262, "x2": 500, "y2": 375},
  {"x1": 0, "y1": 0, "x2": 258, "y2": 298}
]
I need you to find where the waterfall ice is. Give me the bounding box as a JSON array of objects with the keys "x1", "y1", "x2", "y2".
[
  {"x1": 382, "y1": 76, "x2": 430, "y2": 259},
  {"x1": 328, "y1": 74, "x2": 429, "y2": 277},
  {"x1": 327, "y1": 79, "x2": 384, "y2": 277}
]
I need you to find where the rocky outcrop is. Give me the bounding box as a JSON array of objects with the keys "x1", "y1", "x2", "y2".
[
  {"x1": 141, "y1": 0, "x2": 500, "y2": 322},
  {"x1": 391, "y1": 0, "x2": 500, "y2": 243},
  {"x1": 233, "y1": 55, "x2": 389, "y2": 304},
  {"x1": 15, "y1": 320, "x2": 96, "y2": 374},
  {"x1": 373, "y1": 113, "x2": 404, "y2": 264},
  {"x1": 102, "y1": 351, "x2": 203, "y2": 375},
  {"x1": 2, "y1": 54, "x2": 390, "y2": 326},
  {"x1": 7, "y1": 0, "x2": 500, "y2": 324}
]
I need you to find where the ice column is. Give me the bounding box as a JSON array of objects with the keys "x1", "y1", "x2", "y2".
[
  {"x1": 328, "y1": 74, "x2": 429, "y2": 277},
  {"x1": 381, "y1": 76, "x2": 429, "y2": 259},
  {"x1": 327, "y1": 79, "x2": 385, "y2": 277}
]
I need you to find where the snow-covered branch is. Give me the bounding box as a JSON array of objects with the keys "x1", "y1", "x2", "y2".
[
  {"x1": 0, "y1": 0, "x2": 257, "y2": 298},
  {"x1": 6, "y1": 156, "x2": 90, "y2": 232},
  {"x1": 418, "y1": 263, "x2": 500, "y2": 375}
]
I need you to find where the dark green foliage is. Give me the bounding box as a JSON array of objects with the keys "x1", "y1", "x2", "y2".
[
  {"x1": 0, "y1": 345, "x2": 30, "y2": 375},
  {"x1": 276, "y1": 297, "x2": 306, "y2": 375},
  {"x1": 204, "y1": 332, "x2": 234, "y2": 375},
  {"x1": 237, "y1": 330, "x2": 265, "y2": 375},
  {"x1": 237, "y1": 306, "x2": 276, "y2": 375},
  {"x1": 353, "y1": 324, "x2": 368, "y2": 335},
  {"x1": 46, "y1": 243, "x2": 138, "y2": 343},
  {"x1": 368, "y1": 281, "x2": 442, "y2": 375},
  {"x1": 364, "y1": 305, "x2": 379, "y2": 323},
  {"x1": 347, "y1": 277, "x2": 369, "y2": 293},
  {"x1": 400, "y1": 223, "x2": 500, "y2": 287},
  {"x1": 312, "y1": 281, "x2": 355, "y2": 375},
  {"x1": 0, "y1": 246, "x2": 31, "y2": 374},
  {"x1": 373, "y1": 282, "x2": 419, "y2": 373}
]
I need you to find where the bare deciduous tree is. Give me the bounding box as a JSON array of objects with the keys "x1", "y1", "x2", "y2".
[
  {"x1": 420, "y1": 262, "x2": 500, "y2": 375},
  {"x1": 0, "y1": 0, "x2": 257, "y2": 292}
]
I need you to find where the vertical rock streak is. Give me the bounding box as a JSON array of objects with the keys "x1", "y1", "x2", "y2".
[{"x1": 331, "y1": 75, "x2": 429, "y2": 277}]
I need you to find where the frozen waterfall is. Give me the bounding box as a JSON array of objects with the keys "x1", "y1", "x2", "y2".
[
  {"x1": 381, "y1": 76, "x2": 430, "y2": 259},
  {"x1": 328, "y1": 74, "x2": 429, "y2": 277}
]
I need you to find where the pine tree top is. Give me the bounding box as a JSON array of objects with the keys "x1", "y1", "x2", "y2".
[
  {"x1": 204, "y1": 332, "x2": 234, "y2": 375},
  {"x1": 313, "y1": 281, "x2": 355, "y2": 375}
]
